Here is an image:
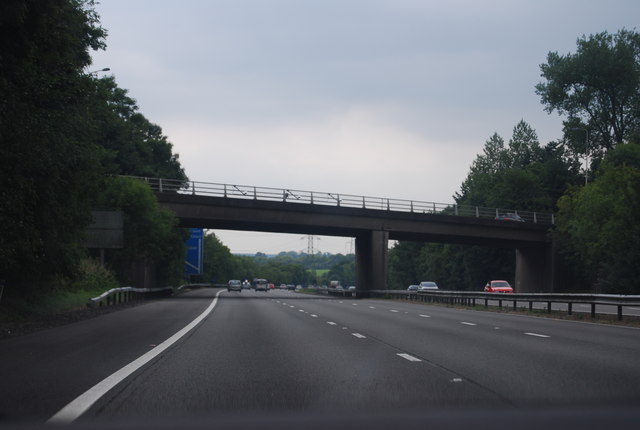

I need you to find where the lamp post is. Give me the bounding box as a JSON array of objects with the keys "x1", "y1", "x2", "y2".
[
  {"x1": 88, "y1": 67, "x2": 110, "y2": 75},
  {"x1": 571, "y1": 128, "x2": 589, "y2": 185}
]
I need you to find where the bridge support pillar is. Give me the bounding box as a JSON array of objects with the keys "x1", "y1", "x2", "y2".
[
  {"x1": 356, "y1": 230, "x2": 388, "y2": 295},
  {"x1": 515, "y1": 242, "x2": 557, "y2": 293}
]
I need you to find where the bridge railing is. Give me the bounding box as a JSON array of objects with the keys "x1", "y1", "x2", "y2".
[{"x1": 130, "y1": 176, "x2": 555, "y2": 225}]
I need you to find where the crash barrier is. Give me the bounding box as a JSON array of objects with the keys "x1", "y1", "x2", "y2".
[
  {"x1": 364, "y1": 290, "x2": 640, "y2": 321},
  {"x1": 87, "y1": 286, "x2": 174, "y2": 308}
]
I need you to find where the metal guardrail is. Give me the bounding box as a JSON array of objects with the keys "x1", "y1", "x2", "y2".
[
  {"x1": 127, "y1": 176, "x2": 555, "y2": 225},
  {"x1": 88, "y1": 286, "x2": 174, "y2": 307},
  {"x1": 364, "y1": 290, "x2": 640, "y2": 321}
]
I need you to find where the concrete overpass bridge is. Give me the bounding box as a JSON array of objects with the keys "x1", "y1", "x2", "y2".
[{"x1": 137, "y1": 177, "x2": 557, "y2": 293}]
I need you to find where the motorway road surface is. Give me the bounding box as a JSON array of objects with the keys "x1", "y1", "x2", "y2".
[{"x1": 2, "y1": 287, "x2": 640, "y2": 427}]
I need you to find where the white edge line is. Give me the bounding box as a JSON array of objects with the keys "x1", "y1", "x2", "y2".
[{"x1": 48, "y1": 289, "x2": 224, "y2": 424}]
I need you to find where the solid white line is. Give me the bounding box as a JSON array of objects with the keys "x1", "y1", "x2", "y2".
[
  {"x1": 48, "y1": 289, "x2": 224, "y2": 424},
  {"x1": 460, "y1": 322, "x2": 477, "y2": 326},
  {"x1": 352, "y1": 333, "x2": 366, "y2": 339},
  {"x1": 397, "y1": 353, "x2": 422, "y2": 362},
  {"x1": 524, "y1": 332, "x2": 550, "y2": 338}
]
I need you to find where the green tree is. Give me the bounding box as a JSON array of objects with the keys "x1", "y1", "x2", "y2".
[
  {"x1": 387, "y1": 241, "x2": 423, "y2": 289},
  {"x1": 536, "y1": 29, "x2": 640, "y2": 159},
  {"x1": 0, "y1": 0, "x2": 107, "y2": 289},
  {"x1": 555, "y1": 143, "x2": 640, "y2": 293},
  {"x1": 92, "y1": 76, "x2": 187, "y2": 180},
  {"x1": 202, "y1": 233, "x2": 238, "y2": 284},
  {"x1": 93, "y1": 177, "x2": 187, "y2": 286}
]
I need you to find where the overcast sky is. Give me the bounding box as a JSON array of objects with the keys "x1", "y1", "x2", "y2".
[{"x1": 91, "y1": 0, "x2": 639, "y2": 254}]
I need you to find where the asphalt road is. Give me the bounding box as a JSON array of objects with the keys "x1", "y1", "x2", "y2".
[{"x1": 2, "y1": 288, "x2": 640, "y2": 427}]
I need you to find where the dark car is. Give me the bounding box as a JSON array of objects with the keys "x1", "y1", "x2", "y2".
[{"x1": 495, "y1": 212, "x2": 524, "y2": 222}]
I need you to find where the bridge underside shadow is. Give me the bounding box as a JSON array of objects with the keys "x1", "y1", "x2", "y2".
[{"x1": 156, "y1": 192, "x2": 556, "y2": 293}]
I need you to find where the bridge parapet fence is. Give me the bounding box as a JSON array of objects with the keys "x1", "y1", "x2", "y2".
[
  {"x1": 129, "y1": 176, "x2": 554, "y2": 225},
  {"x1": 365, "y1": 290, "x2": 640, "y2": 321}
]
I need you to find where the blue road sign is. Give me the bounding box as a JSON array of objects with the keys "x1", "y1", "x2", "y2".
[{"x1": 185, "y1": 228, "x2": 204, "y2": 275}]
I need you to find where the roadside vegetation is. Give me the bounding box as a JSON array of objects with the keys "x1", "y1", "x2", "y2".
[{"x1": 1, "y1": 1, "x2": 187, "y2": 321}]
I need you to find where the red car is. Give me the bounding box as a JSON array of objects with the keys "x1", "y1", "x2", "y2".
[{"x1": 484, "y1": 280, "x2": 514, "y2": 293}]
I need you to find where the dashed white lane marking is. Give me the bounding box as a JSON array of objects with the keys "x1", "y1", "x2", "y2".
[
  {"x1": 49, "y1": 289, "x2": 224, "y2": 424},
  {"x1": 310, "y1": 314, "x2": 318, "y2": 318},
  {"x1": 451, "y1": 378, "x2": 463, "y2": 383},
  {"x1": 460, "y1": 322, "x2": 477, "y2": 326},
  {"x1": 289, "y1": 305, "x2": 295, "y2": 308},
  {"x1": 524, "y1": 332, "x2": 550, "y2": 338},
  {"x1": 327, "y1": 321, "x2": 337, "y2": 326},
  {"x1": 352, "y1": 303, "x2": 358, "y2": 306},
  {"x1": 390, "y1": 310, "x2": 399, "y2": 313},
  {"x1": 352, "y1": 333, "x2": 366, "y2": 339},
  {"x1": 419, "y1": 314, "x2": 431, "y2": 318},
  {"x1": 369, "y1": 306, "x2": 376, "y2": 309},
  {"x1": 397, "y1": 353, "x2": 422, "y2": 362},
  {"x1": 298, "y1": 309, "x2": 305, "y2": 312}
]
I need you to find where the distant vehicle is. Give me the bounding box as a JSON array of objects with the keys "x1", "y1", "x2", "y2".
[
  {"x1": 280, "y1": 284, "x2": 287, "y2": 289},
  {"x1": 287, "y1": 284, "x2": 295, "y2": 291},
  {"x1": 347, "y1": 286, "x2": 356, "y2": 292},
  {"x1": 407, "y1": 285, "x2": 419, "y2": 292},
  {"x1": 495, "y1": 212, "x2": 524, "y2": 222},
  {"x1": 329, "y1": 280, "x2": 341, "y2": 289},
  {"x1": 241, "y1": 281, "x2": 251, "y2": 290},
  {"x1": 484, "y1": 280, "x2": 514, "y2": 293},
  {"x1": 268, "y1": 283, "x2": 275, "y2": 289},
  {"x1": 418, "y1": 281, "x2": 438, "y2": 291},
  {"x1": 227, "y1": 280, "x2": 242, "y2": 292},
  {"x1": 253, "y1": 278, "x2": 269, "y2": 292}
]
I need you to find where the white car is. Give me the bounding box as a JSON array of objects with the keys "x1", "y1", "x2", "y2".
[
  {"x1": 418, "y1": 281, "x2": 438, "y2": 291},
  {"x1": 228, "y1": 280, "x2": 242, "y2": 292}
]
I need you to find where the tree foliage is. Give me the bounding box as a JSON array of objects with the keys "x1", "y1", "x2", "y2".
[
  {"x1": 536, "y1": 29, "x2": 640, "y2": 158},
  {"x1": 555, "y1": 144, "x2": 640, "y2": 293},
  {"x1": 93, "y1": 177, "x2": 187, "y2": 286},
  {"x1": 0, "y1": 1, "x2": 188, "y2": 293},
  {"x1": 0, "y1": 0, "x2": 107, "y2": 288}
]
